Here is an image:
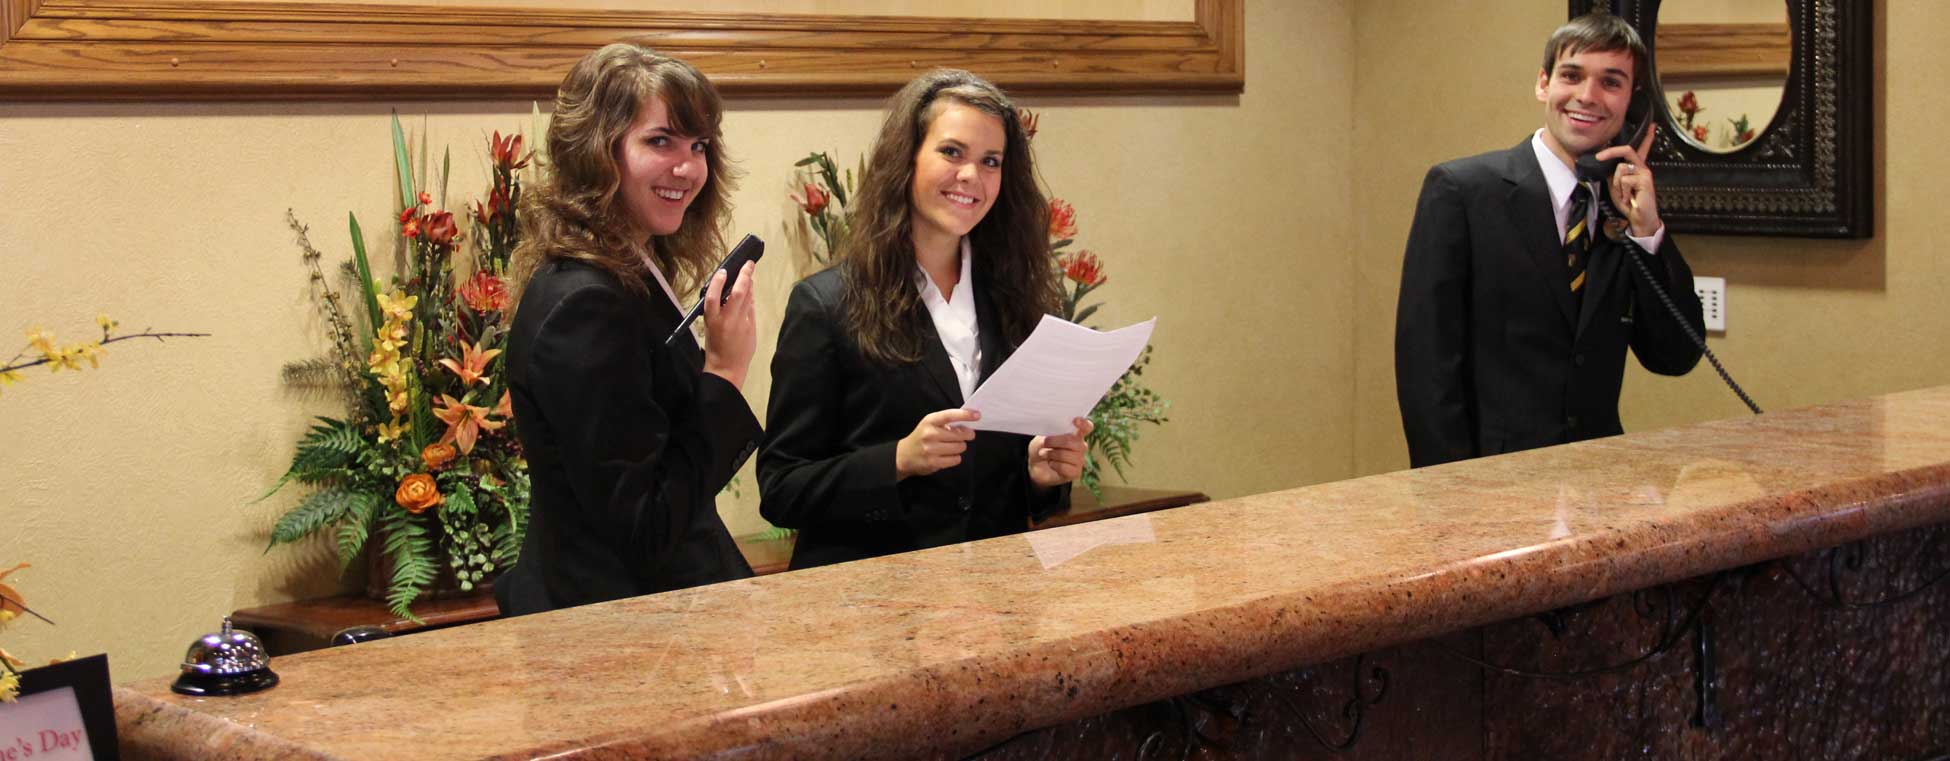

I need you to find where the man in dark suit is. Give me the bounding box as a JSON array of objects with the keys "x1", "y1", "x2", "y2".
[{"x1": 1395, "y1": 12, "x2": 1705, "y2": 469}]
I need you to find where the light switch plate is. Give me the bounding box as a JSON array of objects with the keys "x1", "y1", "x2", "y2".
[{"x1": 1694, "y1": 276, "x2": 1726, "y2": 333}]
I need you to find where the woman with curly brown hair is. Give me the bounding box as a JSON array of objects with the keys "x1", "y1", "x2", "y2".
[
  {"x1": 758, "y1": 69, "x2": 1091, "y2": 570},
  {"x1": 496, "y1": 43, "x2": 760, "y2": 616}
]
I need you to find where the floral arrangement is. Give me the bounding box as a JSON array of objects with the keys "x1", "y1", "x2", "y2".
[
  {"x1": 262, "y1": 116, "x2": 532, "y2": 619},
  {"x1": 1673, "y1": 90, "x2": 1757, "y2": 149},
  {"x1": 788, "y1": 109, "x2": 1169, "y2": 496},
  {"x1": 2, "y1": 317, "x2": 206, "y2": 397}
]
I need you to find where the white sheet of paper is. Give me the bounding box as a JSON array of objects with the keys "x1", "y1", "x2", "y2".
[
  {"x1": 960, "y1": 314, "x2": 1156, "y2": 436},
  {"x1": 1024, "y1": 515, "x2": 1158, "y2": 569}
]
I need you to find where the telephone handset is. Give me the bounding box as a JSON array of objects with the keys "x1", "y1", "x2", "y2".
[
  {"x1": 1573, "y1": 84, "x2": 1653, "y2": 184},
  {"x1": 665, "y1": 234, "x2": 764, "y2": 346},
  {"x1": 1569, "y1": 85, "x2": 1764, "y2": 415}
]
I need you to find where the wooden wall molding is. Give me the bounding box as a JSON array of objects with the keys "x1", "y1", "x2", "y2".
[
  {"x1": 1657, "y1": 22, "x2": 1791, "y2": 81},
  {"x1": 0, "y1": 0, "x2": 1243, "y2": 100}
]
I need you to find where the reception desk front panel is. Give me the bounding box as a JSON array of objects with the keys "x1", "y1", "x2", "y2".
[{"x1": 114, "y1": 387, "x2": 1950, "y2": 759}]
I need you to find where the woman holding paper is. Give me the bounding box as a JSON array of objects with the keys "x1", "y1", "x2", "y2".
[
  {"x1": 758, "y1": 69, "x2": 1091, "y2": 570},
  {"x1": 495, "y1": 44, "x2": 761, "y2": 616}
]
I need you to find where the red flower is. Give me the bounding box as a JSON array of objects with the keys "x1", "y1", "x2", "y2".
[
  {"x1": 417, "y1": 191, "x2": 432, "y2": 206},
  {"x1": 1060, "y1": 250, "x2": 1106, "y2": 287},
  {"x1": 1048, "y1": 198, "x2": 1077, "y2": 240},
  {"x1": 398, "y1": 206, "x2": 416, "y2": 224},
  {"x1": 1017, "y1": 108, "x2": 1039, "y2": 140},
  {"x1": 1736, "y1": 129, "x2": 1755, "y2": 145},
  {"x1": 1678, "y1": 90, "x2": 1700, "y2": 117},
  {"x1": 491, "y1": 131, "x2": 529, "y2": 171},
  {"x1": 474, "y1": 187, "x2": 510, "y2": 225},
  {"x1": 402, "y1": 218, "x2": 421, "y2": 238},
  {"x1": 791, "y1": 183, "x2": 830, "y2": 216},
  {"x1": 422, "y1": 210, "x2": 460, "y2": 246},
  {"x1": 458, "y1": 271, "x2": 510, "y2": 313},
  {"x1": 1693, "y1": 125, "x2": 1709, "y2": 142}
]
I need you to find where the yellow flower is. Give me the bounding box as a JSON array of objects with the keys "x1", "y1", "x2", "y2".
[
  {"x1": 47, "y1": 348, "x2": 82, "y2": 373},
  {"x1": 376, "y1": 290, "x2": 418, "y2": 322},
  {"x1": 74, "y1": 342, "x2": 104, "y2": 369},
  {"x1": 0, "y1": 609, "x2": 14, "y2": 629},
  {"x1": 0, "y1": 669, "x2": 17, "y2": 703},
  {"x1": 25, "y1": 327, "x2": 55, "y2": 358},
  {"x1": 95, "y1": 313, "x2": 117, "y2": 332},
  {"x1": 376, "y1": 420, "x2": 410, "y2": 443}
]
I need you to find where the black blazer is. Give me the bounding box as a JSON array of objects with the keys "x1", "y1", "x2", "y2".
[
  {"x1": 757, "y1": 266, "x2": 1065, "y2": 569},
  {"x1": 1395, "y1": 139, "x2": 1705, "y2": 468},
  {"x1": 495, "y1": 258, "x2": 759, "y2": 616}
]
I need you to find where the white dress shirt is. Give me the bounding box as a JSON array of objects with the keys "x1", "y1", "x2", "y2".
[
  {"x1": 914, "y1": 237, "x2": 982, "y2": 401},
  {"x1": 1531, "y1": 129, "x2": 1664, "y2": 254}
]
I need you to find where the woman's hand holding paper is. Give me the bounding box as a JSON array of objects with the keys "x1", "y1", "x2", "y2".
[
  {"x1": 1028, "y1": 417, "x2": 1093, "y2": 488},
  {"x1": 895, "y1": 408, "x2": 981, "y2": 480}
]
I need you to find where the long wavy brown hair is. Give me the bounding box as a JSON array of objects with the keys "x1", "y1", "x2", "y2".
[
  {"x1": 510, "y1": 43, "x2": 738, "y2": 305},
  {"x1": 836, "y1": 69, "x2": 1058, "y2": 365}
]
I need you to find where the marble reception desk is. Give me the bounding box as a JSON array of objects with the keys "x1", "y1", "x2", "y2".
[{"x1": 115, "y1": 387, "x2": 1950, "y2": 759}]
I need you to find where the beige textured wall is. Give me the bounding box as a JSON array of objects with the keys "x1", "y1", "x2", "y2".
[
  {"x1": 1353, "y1": 0, "x2": 1946, "y2": 475},
  {"x1": 0, "y1": 0, "x2": 1353, "y2": 681}
]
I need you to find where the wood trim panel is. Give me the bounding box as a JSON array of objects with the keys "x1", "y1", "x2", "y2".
[
  {"x1": 0, "y1": 0, "x2": 1242, "y2": 100},
  {"x1": 1656, "y1": 22, "x2": 1791, "y2": 81}
]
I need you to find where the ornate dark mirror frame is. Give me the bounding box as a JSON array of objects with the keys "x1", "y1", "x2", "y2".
[{"x1": 1571, "y1": 0, "x2": 1872, "y2": 238}]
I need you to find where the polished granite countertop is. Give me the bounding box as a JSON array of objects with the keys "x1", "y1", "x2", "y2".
[{"x1": 116, "y1": 387, "x2": 1950, "y2": 760}]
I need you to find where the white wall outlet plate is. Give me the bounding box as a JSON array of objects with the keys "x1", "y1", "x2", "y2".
[{"x1": 1694, "y1": 276, "x2": 1726, "y2": 333}]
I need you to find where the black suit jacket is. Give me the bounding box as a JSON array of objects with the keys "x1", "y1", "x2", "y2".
[
  {"x1": 494, "y1": 258, "x2": 759, "y2": 616},
  {"x1": 1395, "y1": 138, "x2": 1705, "y2": 468},
  {"x1": 757, "y1": 266, "x2": 1065, "y2": 569}
]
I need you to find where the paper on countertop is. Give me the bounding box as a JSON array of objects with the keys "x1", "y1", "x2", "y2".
[
  {"x1": 960, "y1": 314, "x2": 1156, "y2": 437},
  {"x1": 1024, "y1": 515, "x2": 1158, "y2": 569}
]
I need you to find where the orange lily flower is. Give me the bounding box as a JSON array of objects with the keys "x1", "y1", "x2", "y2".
[
  {"x1": 438, "y1": 340, "x2": 503, "y2": 387},
  {"x1": 434, "y1": 393, "x2": 505, "y2": 454}
]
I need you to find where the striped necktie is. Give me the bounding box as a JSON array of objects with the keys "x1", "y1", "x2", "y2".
[{"x1": 1565, "y1": 182, "x2": 1594, "y2": 297}]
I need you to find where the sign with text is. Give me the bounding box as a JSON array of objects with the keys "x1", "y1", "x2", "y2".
[{"x1": 0, "y1": 655, "x2": 116, "y2": 761}]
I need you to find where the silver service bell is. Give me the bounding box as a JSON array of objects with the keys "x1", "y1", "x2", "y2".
[{"x1": 170, "y1": 617, "x2": 280, "y2": 696}]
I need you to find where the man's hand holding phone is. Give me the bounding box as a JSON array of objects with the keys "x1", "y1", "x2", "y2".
[{"x1": 1596, "y1": 124, "x2": 1662, "y2": 238}]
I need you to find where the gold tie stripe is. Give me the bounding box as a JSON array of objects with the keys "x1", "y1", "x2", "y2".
[{"x1": 1565, "y1": 182, "x2": 1592, "y2": 294}]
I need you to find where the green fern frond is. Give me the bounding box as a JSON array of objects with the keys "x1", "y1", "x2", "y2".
[
  {"x1": 491, "y1": 519, "x2": 520, "y2": 566},
  {"x1": 335, "y1": 493, "x2": 378, "y2": 574},
  {"x1": 444, "y1": 483, "x2": 477, "y2": 518},
  {"x1": 266, "y1": 487, "x2": 357, "y2": 550},
  {"x1": 381, "y1": 509, "x2": 435, "y2": 622},
  {"x1": 257, "y1": 417, "x2": 367, "y2": 501}
]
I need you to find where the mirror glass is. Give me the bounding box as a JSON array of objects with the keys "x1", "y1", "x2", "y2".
[{"x1": 1656, "y1": 0, "x2": 1792, "y2": 154}]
